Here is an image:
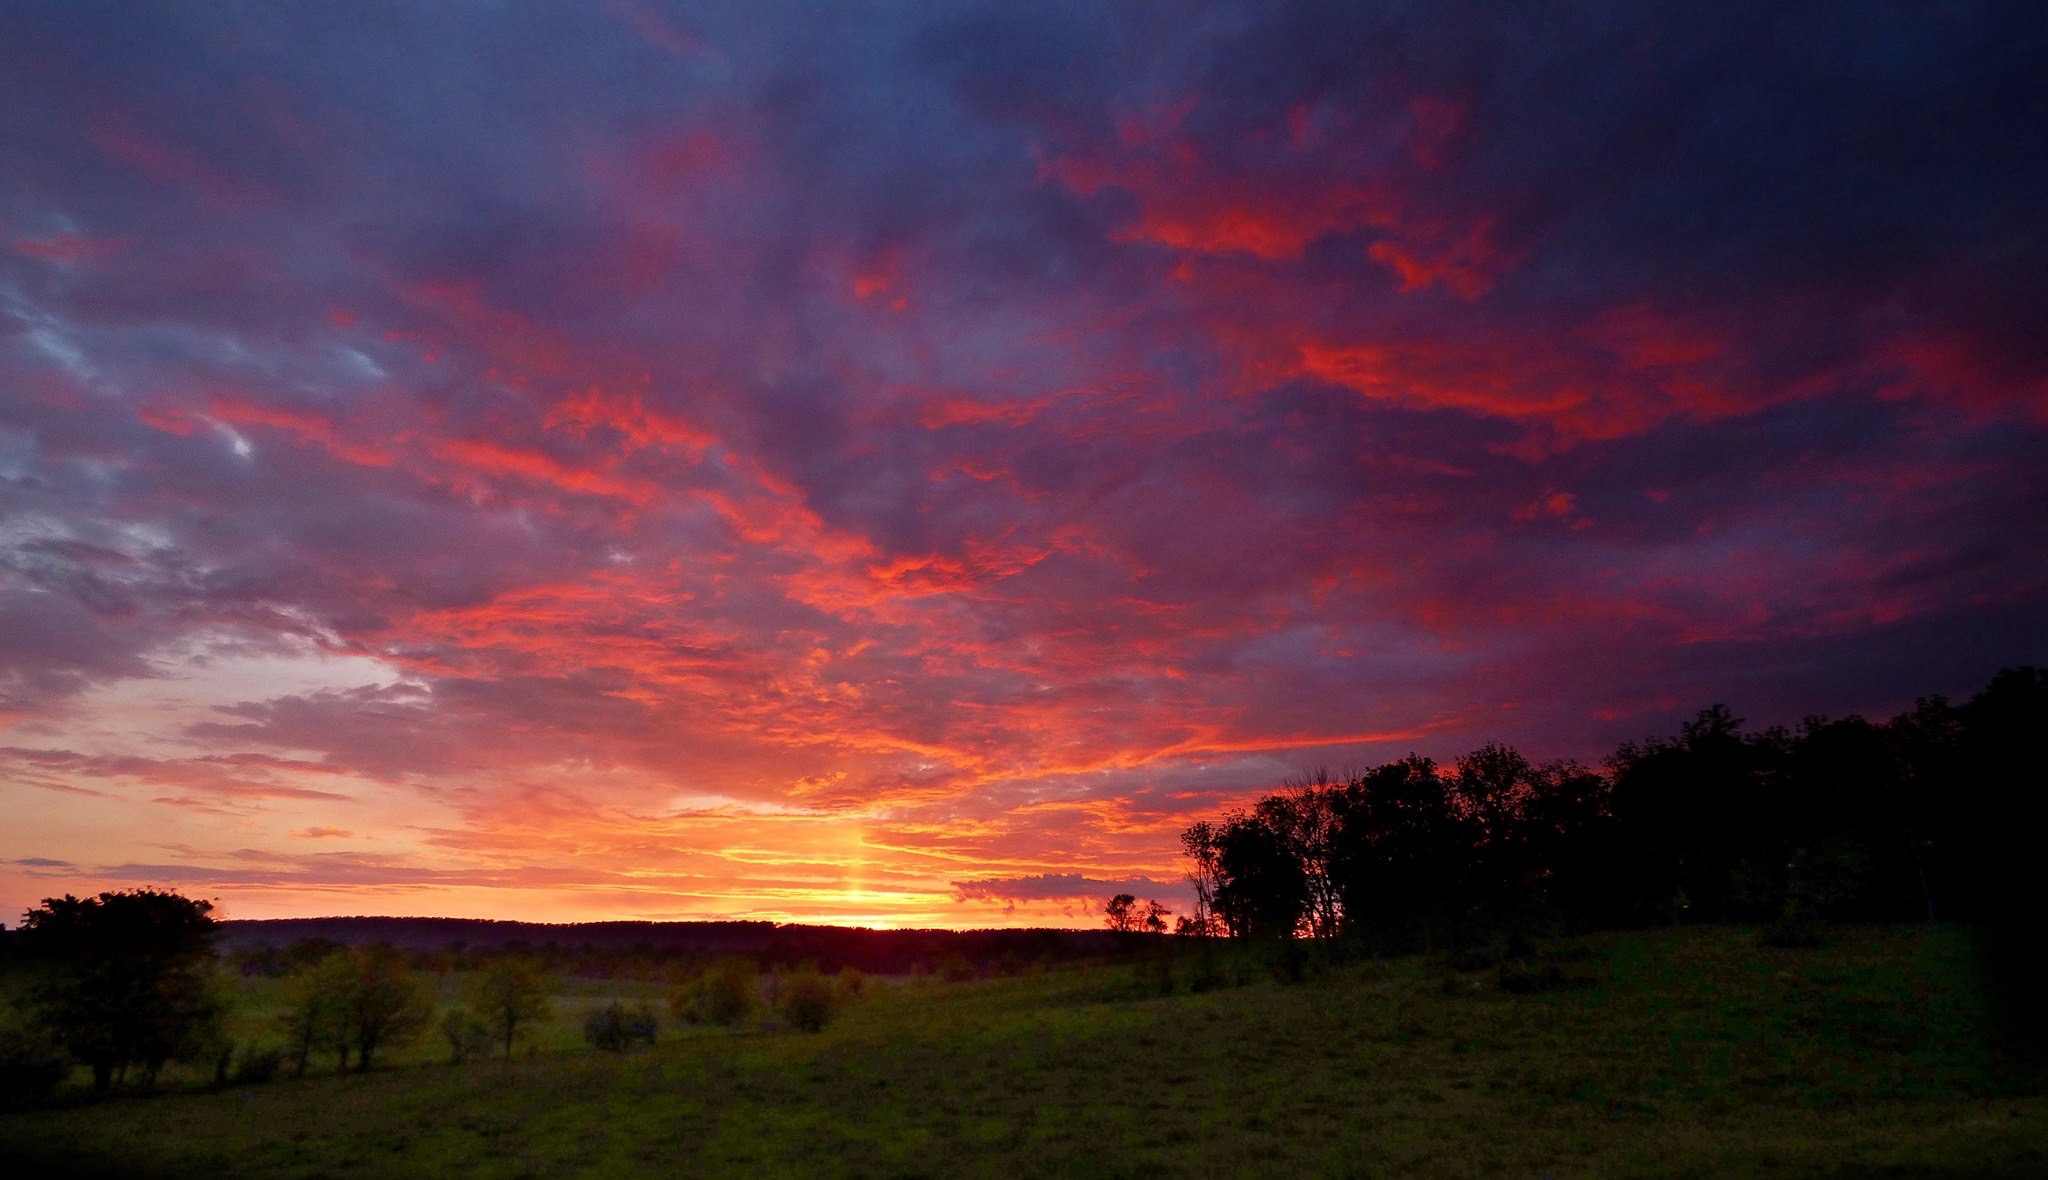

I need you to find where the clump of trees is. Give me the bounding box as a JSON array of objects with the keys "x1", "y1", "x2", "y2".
[
  {"x1": 13, "y1": 889, "x2": 225, "y2": 1095},
  {"x1": 1174, "y1": 668, "x2": 2048, "y2": 955},
  {"x1": 1103, "y1": 894, "x2": 1171, "y2": 935},
  {"x1": 275, "y1": 943, "x2": 435, "y2": 1073}
]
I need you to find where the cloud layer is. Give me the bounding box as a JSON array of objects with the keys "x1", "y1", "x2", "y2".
[{"x1": 4, "y1": 1, "x2": 2045, "y2": 926}]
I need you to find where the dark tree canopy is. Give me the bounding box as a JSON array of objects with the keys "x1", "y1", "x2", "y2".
[
  {"x1": 15, "y1": 889, "x2": 222, "y2": 1094},
  {"x1": 1180, "y1": 668, "x2": 2048, "y2": 957}
]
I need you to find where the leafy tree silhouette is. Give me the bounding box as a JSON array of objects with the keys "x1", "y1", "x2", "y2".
[
  {"x1": 1103, "y1": 893, "x2": 1138, "y2": 933},
  {"x1": 1174, "y1": 666, "x2": 2048, "y2": 978},
  {"x1": 1213, "y1": 810, "x2": 1308, "y2": 940},
  {"x1": 16, "y1": 889, "x2": 221, "y2": 1095},
  {"x1": 1957, "y1": 667, "x2": 2048, "y2": 1061}
]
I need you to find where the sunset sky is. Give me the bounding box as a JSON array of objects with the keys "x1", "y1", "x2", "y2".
[{"x1": 3, "y1": 2, "x2": 2044, "y2": 929}]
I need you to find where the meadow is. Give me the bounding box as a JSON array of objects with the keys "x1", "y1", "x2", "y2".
[{"x1": 2, "y1": 925, "x2": 2044, "y2": 1178}]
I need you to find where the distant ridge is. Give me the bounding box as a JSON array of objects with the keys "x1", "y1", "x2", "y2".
[{"x1": 216, "y1": 916, "x2": 1119, "y2": 974}]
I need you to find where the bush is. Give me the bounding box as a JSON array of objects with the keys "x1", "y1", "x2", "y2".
[
  {"x1": 584, "y1": 1001, "x2": 660, "y2": 1052},
  {"x1": 1760, "y1": 919, "x2": 1826, "y2": 949},
  {"x1": 780, "y1": 971, "x2": 836, "y2": 1033},
  {"x1": 232, "y1": 1046, "x2": 283, "y2": 1084},
  {"x1": 835, "y1": 968, "x2": 867, "y2": 1003},
  {"x1": 670, "y1": 958, "x2": 755, "y2": 1027},
  {"x1": 1448, "y1": 946, "x2": 1499, "y2": 973},
  {"x1": 0, "y1": 1011, "x2": 69, "y2": 1107},
  {"x1": 1496, "y1": 961, "x2": 1587, "y2": 994},
  {"x1": 441, "y1": 1010, "x2": 493, "y2": 1065}
]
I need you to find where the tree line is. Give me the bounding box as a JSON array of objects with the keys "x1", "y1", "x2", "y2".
[
  {"x1": 0, "y1": 891, "x2": 871, "y2": 1106},
  {"x1": 1170, "y1": 668, "x2": 2047, "y2": 953}
]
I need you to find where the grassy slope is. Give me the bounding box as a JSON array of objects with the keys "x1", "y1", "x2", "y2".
[{"x1": 3, "y1": 926, "x2": 2044, "y2": 1178}]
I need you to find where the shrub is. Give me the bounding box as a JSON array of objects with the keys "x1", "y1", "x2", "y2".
[
  {"x1": 1448, "y1": 946, "x2": 1499, "y2": 973},
  {"x1": 233, "y1": 1046, "x2": 283, "y2": 1084},
  {"x1": 441, "y1": 1010, "x2": 493, "y2": 1065},
  {"x1": 0, "y1": 1010, "x2": 69, "y2": 1107},
  {"x1": 1760, "y1": 919, "x2": 1826, "y2": 950},
  {"x1": 835, "y1": 968, "x2": 867, "y2": 1004},
  {"x1": 670, "y1": 958, "x2": 755, "y2": 1027},
  {"x1": 1496, "y1": 961, "x2": 1586, "y2": 994},
  {"x1": 585, "y1": 1001, "x2": 660, "y2": 1052},
  {"x1": 780, "y1": 971, "x2": 836, "y2": 1033}
]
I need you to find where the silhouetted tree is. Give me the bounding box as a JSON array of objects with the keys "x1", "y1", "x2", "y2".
[
  {"x1": 1518, "y1": 758, "x2": 1612, "y2": 928},
  {"x1": 1955, "y1": 667, "x2": 2048, "y2": 1061},
  {"x1": 1103, "y1": 893, "x2": 1139, "y2": 934},
  {"x1": 15, "y1": 889, "x2": 223, "y2": 1094},
  {"x1": 1167, "y1": 667, "x2": 2043, "y2": 983},
  {"x1": 1260, "y1": 771, "x2": 1343, "y2": 942},
  {"x1": 1328, "y1": 755, "x2": 1461, "y2": 950},
  {"x1": 1179, "y1": 821, "x2": 1225, "y2": 939},
  {"x1": 1142, "y1": 899, "x2": 1171, "y2": 934},
  {"x1": 1212, "y1": 810, "x2": 1308, "y2": 940}
]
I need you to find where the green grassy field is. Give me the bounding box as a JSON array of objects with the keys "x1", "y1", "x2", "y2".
[{"x1": 3, "y1": 925, "x2": 2044, "y2": 1177}]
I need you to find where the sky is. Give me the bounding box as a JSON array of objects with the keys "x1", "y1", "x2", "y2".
[{"x1": 3, "y1": 1, "x2": 2045, "y2": 929}]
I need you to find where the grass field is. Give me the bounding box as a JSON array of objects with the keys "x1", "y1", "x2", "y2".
[{"x1": 3, "y1": 925, "x2": 2044, "y2": 1177}]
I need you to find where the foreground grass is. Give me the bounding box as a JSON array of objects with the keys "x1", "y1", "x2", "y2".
[{"x1": 3, "y1": 925, "x2": 2043, "y2": 1177}]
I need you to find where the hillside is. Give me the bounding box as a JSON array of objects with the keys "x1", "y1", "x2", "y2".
[{"x1": 3, "y1": 925, "x2": 2043, "y2": 1178}]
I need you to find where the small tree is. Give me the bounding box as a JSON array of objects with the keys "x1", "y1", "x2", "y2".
[
  {"x1": 1103, "y1": 893, "x2": 1139, "y2": 934},
  {"x1": 1181, "y1": 822, "x2": 1225, "y2": 942},
  {"x1": 464, "y1": 957, "x2": 552, "y2": 1062},
  {"x1": 279, "y1": 951, "x2": 355, "y2": 1076},
  {"x1": 441, "y1": 1010, "x2": 493, "y2": 1065},
  {"x1": 342, "y1": 945, "x2": 435, "y2": 1071}
]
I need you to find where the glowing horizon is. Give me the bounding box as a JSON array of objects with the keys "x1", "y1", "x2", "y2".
[{"x1": 4, "y1": 3, "x2": 2044, "y2": 930}]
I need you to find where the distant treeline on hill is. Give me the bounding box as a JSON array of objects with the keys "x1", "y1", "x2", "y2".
[
  {"x1": 1177, "y1": 667, "x2": 2048, "y2": 951},
  {"x1": 215, "y1": 917, "x2": 1118, "y2": 979}
]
